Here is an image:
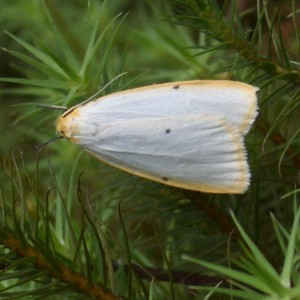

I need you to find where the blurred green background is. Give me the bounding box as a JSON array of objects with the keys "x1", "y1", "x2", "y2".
[{"x1": 1, "y1": 0, "x2": 300, "y2": 299}]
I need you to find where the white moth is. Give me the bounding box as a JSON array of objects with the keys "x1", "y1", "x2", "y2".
[{"x1": 57, "y1": 80, "x2": 258, "y2": 194}]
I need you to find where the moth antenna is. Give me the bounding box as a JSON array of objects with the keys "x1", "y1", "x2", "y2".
[
  {"x1": 70, "y1": 72, "x2": 128, "y2": 110},
  {"x1": 36, "y1": 72, "x2": 126, "y2": 113},
  {"x1": 34, "y1": 136, "x2": 65, "y2": 151},
  {"x1": 20, "y1": 135, "x2": 64, "y2": 153},
  {"x1": 21, "y1": 136, "x2": 64, "y2": 154},
  {"x1": 36, "y1": 104, "x2": 68, "y2": 111}
]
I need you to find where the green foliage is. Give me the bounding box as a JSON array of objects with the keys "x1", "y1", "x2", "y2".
[
  {"x1": 0, "y1": 0, "x2": 300, "y2": 299},
  {"x1": 184, "y1": 198, "x2": 300, "y2": 299}
]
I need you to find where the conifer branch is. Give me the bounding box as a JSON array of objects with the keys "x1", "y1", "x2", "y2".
[{"x1": 0, "y1": 230, "x2": 120, "y2": 300}]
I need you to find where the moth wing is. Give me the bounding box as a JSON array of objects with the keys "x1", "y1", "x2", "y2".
[
  {"x1": 75, "y1": 115, "x2": 250, "y2": 193},
  {"x1": 78, "y1": 80, "x2": 258, "y2": 136}
]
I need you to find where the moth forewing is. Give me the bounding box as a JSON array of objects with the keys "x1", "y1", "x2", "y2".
[{"x1": 56, "y1": 80, "x2": 258, "y2": 194}]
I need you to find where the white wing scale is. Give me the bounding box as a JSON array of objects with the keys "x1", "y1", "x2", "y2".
[
  {"x1": 75, "y1": 80, "x2": 258, "y2": 135},
  {"x1": 57, "y1": 80, "x2": 258, "y2": 193}
]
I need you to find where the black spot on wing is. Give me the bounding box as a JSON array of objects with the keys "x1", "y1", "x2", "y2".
[{"x1": 165, "y1": 128, "x2": 171, "y2": 134}]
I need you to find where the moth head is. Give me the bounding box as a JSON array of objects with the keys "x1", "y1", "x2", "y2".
[{"x1": 56, "y1": 109, "x2": 80, "y2": 142}]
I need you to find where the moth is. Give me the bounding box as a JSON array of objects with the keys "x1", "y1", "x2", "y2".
[{"x1": 57, "y1": 80, "x2": 258, "y2": 193}]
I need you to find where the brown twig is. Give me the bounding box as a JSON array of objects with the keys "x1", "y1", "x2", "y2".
[{"x1": 0, "y1": 231, "x2": 120, "y2": 300}]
